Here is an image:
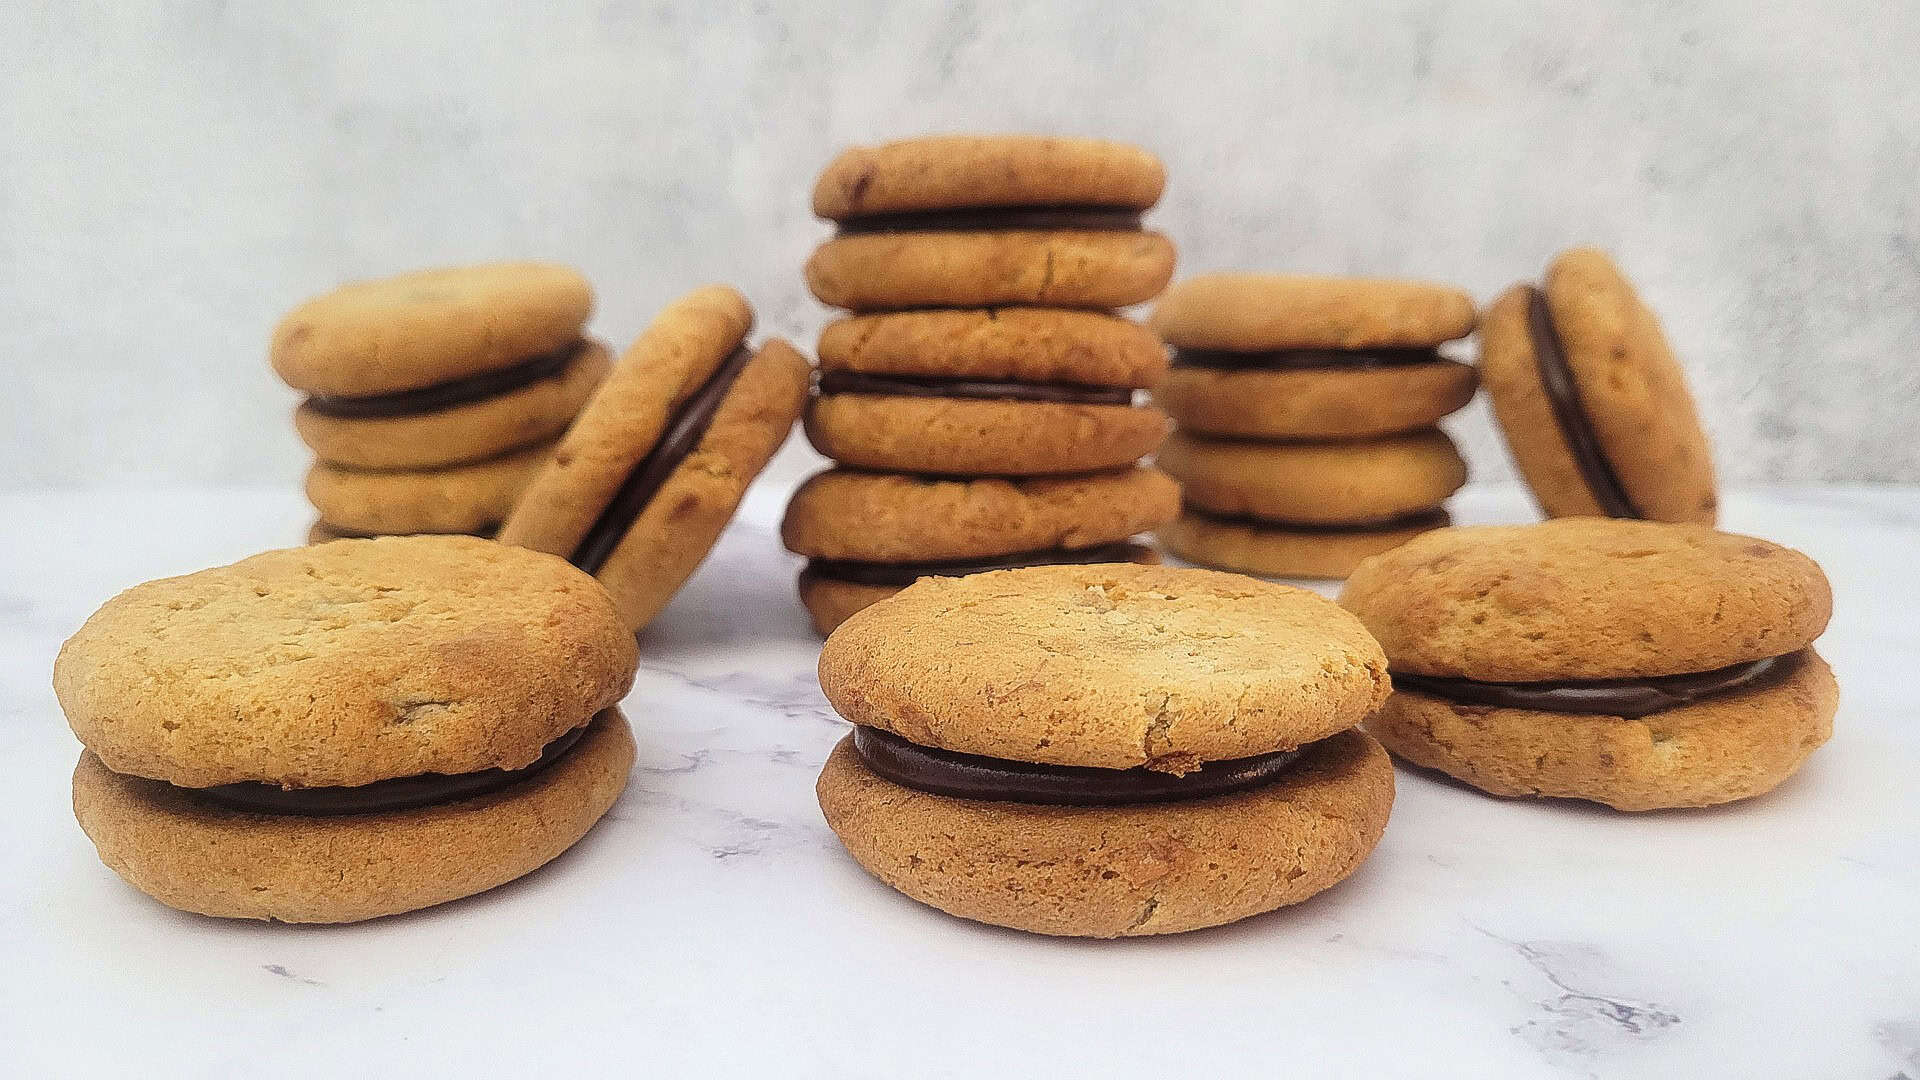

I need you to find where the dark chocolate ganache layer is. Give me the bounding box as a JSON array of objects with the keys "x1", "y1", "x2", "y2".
[
  {"x1": 570, "y1": 344, "x2": 754, "y2": 575},
  {"x1": 194, "y1": 716, "x2": 596, "y2": 816},
  {"x1": 1171, "y1": 347, "x2": 1443, "y2": 371},
  {"x1": 852, "y1": 725, "x2": 1303, "y2": 805},
  {"x1": 806, "y1": 542, "x2": 1146, "y2": 587},
  {"x1": 816, "y1": 370, "x2": 1134, "y2": 407},
  {"x1": 834, "y1": 206, "x2": 1144, "y2": 235},
  {"x1": 1524, "y1": 286, "x2": 1641, "y2": 518},
  {"x1": 305, "y1": 341, "x2": 583, "y2": 419},
  {"x1": 1392, "y1": 655, "x2": 1787, "y2": 718}
]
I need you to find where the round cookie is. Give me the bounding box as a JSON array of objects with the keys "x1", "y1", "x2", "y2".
[
  {"x1": 1157, "y1": 429, "x2": 1466, "y2": 525},
  {"x1": 818, "y1": 309, "x2": 1168, "y2": 388},
  {"x1": 1160, "y1": 509, "x2": 1450, "y2": 580},
  {"x1": 1338, "y1": 519, "x2": 1833, "y2": 681},
  {"x1": 72, "y1": 710, "x2": 636, "y2": 923},
  {"x1": 293, "y1": 340, "x2": 610, "y2": 470},
  {"x1": 272, "y1": 262, "x2": 594, "y2": 398},
  {"x1": 806, "y1": 230, "x2": 1176, "y2": 312},
  {"x1": 1154, "y1": 359, "x2": 1477, "y2": 440},
  {"x1": 819, "y1": 563, "x2": 1391, "y2": 770},
  {"x1": 53, "y1": 535, "x2": 637, "y2": 788},
  {"x1": 781, "y1": 466, "x2": 1180, "y2": 563},
  {"x1": 1479, "y1": 249, "x2": 1717, "y2": 523},
  {"x1": 1151, "y1": 273, "x2": 1475, "y2": 351},
  {"x1": 812, "y1": 135, "x2": 1166, "y2": 220},
  {"x1": 497, "y1": 286, "x2": 810, "y2": 633},
  {"x1": 804, "y1": 394, "x2": 1166, "y2": 475},
  {"x1": 305, "y1": 440, "x2": 551, "y2": 536},
  {"x1": 1366, "y1": 651, "x2": 1835, "y2": 810},
  {"x1": 818, "y1": 728, "x2": 1392, "y2": 936}
]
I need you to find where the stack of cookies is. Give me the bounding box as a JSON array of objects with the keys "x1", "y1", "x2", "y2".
[
  {"x1": 1150, "y1": 274, "x2": 1479, "y2": 579},
  {"x1": 272, "y1": 262, "x2": 606, "y2": 542},
  {"x1": 784, "y1": 134, "x2": 1182, "y2": 634}
]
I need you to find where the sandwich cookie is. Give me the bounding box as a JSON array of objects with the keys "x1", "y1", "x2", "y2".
[
  {"x1": 499, "y1": 286, "x2": 809, "y2": 634},
  {"x1": 1148, "y1": 273, "x2": 1477, "y2": 578},
  {"x1": 55, "y1": 536, "x2": 638, "y2": 922},
  {"x1": 1478, "y1": 248, "x2": 1716, "y2": 523},
  {"x1": 805, "y1": 135, "x2": 1175, "y2": 311},
  {"x1": 815, "y1": 564, "x2": 1395, "y2": 937},
  {"x1": 305, "y1": 438, "x2": 550, "y2": 538},
  {"x1": 273, "y1": 262, "x2": 604, "y2": 470},
  {"x1": 1340, "y1": 519, "x2": 1836, "y2": 810},
  {"x1": 782, "y1": 466, "x2": 1180, "y2": 635},
  {"x1": 806, "y1": 309, "x2": 1170, "y2": 475}
]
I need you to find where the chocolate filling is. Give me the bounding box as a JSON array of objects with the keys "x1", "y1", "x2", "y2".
[
  {"x1": 1525, "y1": 287, "x2": 1641, "y2": 518},
  {"x1": 835, "y1": 206, "x2": 1144, "y2": 235},
  {"x1": 1392, "y1": 655, "x2": 1786, "y2": 718},
  {"x1": 806, "y1": 541, "x2": 1145, "y2": 587},
  {"x1": 1186, "y1": 506, "x2": 1451, "y2": 533},
  {"x1": 305, "y1": 341, "x2": 583, "y2": 419},
  {"x1": 1172, "y1": 347, "x2": 1442, "y2": 371},
  {"x1": 816, "y1": 370, "x2": 1134, "y2": 407},
  {"x1": 853, "y1": 726, "x2": 1303, "y2": 805},
  {"x1": 570, "y1": 344, "x2": 755, "y2": 575},
  {"x1": 194, "y1": 717, "x2": 596, "y2": 816}
]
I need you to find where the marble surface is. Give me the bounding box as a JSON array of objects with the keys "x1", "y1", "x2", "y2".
[{"x1": 1, "y1": 482, "x2": 1916, "y2": 1077}]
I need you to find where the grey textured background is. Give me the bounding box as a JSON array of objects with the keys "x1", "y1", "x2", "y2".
[{"x1": 3, "y1": 1, "x2": 1916, "y2": 490}]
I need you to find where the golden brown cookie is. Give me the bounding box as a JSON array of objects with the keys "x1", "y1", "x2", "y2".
[
  {"x1": 1366, "y1": 651, "x2": 1835, "y2": 810},
  {"x1": 1479, "y1": 249, "x2": 1717, "y2": 523},
  {"x1": 817, "y1": 728, "x2": 1392, "y2": 936},
  {"x1": 73, "y1": 709, "x2": 635, "y2": 922},
  {"x1": 271, "y1": 262, "x2": 594, "y2": 398},
  {"x1": 304, "y1": 440, "x2": 550, "y2": 536},
  {"x1": 1154, "y1": 359, "x2": 1477, "y2": 440},
  {"x1": 1338, "y1": 518, "x2": 1833, "y2": 681},
  {"x1": 1157, "y1": 429, "x2": 1466, "y2": 525},
  {"x1": 1151, "y1": 273, "x2": 1475, "y2": 351},
  {"x1": 804, "y1": 394, "x2": 1167, "y2": 475},
  {"x1": 818, "y1": 308, "x2": 1167, "y2": 388},
  {"x1": 819, "y1": 563, "x2": 1390, "y2": 770},
  {"x1": 806, "y1": 230, "x2": 1175, "y2": 312},
  {"x1": 54, "y1": 535, "x2": 636, "y2": 788},
  {"x1": 292, "y1": 340, "x2": 609, "y2": 470},
  {"x1": 781, "y1": 466, "x2": 1179, "y2": 563},
  {"x1": 497, "y1": 286, "x2": 808, "y2": 633},
  {"x1": 812, "y1": 135, "x2": 1166, "y2": 219},
  {"x1": 1159, "y1": 509, "x2": 1449, "y2": 580}
]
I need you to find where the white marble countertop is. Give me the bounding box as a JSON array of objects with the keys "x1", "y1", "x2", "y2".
[{"x1": 2, "y1": 482, "x2": 1915, "y2": 1077}]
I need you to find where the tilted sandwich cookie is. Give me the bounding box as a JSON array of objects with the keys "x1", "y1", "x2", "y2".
[
  {"x1": 499, "y1": 286, "x2": 809, "y2": 634},
  {"x1": 816, "y1": 564, "x2": 1396, "y2": 937},
  {"x1": 1340, "y1": 518, "x2": 1836, "y2": 810},
  {"x1": 55, "y1": 536, "x2": 638, "y2": 922},
  {"x1": 1478, "y1": 248, "x2": 1716, "y2": 522}
]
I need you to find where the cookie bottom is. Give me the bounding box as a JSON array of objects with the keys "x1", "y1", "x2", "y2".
[
  {"x1": 1158, "y1": 509, "x2": 1447, "y2": 579},
  {"x1": 304, "y1": 440, "x2": 551, "y2": 536},
  {"x1": 1367, "y1": 650, "x2": 1836, "y2": 810},
  {"x1": 817, "y1": 728, "x2": 1393, "y2": 937},
  {"x1": 72, "y1": 710, "x2": 636, "y2": 923}
]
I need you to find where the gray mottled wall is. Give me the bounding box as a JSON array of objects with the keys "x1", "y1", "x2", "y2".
[{"x1": 3, "y1": 1, "x2": 1916, "y2": 489}]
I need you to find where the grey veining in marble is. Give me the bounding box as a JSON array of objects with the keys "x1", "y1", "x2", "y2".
[{"x1": 4, "y1": 2, "x2": 1917, "y2": 490}]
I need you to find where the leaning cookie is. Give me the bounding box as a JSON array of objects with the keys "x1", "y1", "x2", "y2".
[
  {"x1": 498, "y1": 286, "x2": 809, "y2": 634},
  {"x1": 816, "y1": 564, "x2": 1394, "y2": 937},
  {"x1": 1340, "y1": 518, "x2": 1835, "y2": 810},
  {"x1": 54, "y1": 536, "x2": 637, "y2": 922},
  {"x1": 1479, "y1": 248, "x2": 1716, "y2": 523}
]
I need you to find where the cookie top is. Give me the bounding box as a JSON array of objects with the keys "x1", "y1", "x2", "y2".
[
  {"x1": 1479, "y1": 248, "x2": 1717, "y2": 523},
  {"x1": 272, "y1": 262, "x2": 594, "y2": 398},
  {"x1": 54, "y1": 536, "x2": 637, "y2": 789},
  {"x1": 782, "y1": 467, "x2": 1180, "y2": 563},
  {"x1": 1339, "y1": 518, "x2": 1832, "y2": 681},
  {"x1": 813, "y1": 135, "x2": 1165, "y2": 220},
  {"x1": 818, "y1": 309, "x2": 1167, "y2": 388},
  {"x1": 1151, "y1": 273, "x2": 1475, "y2": 350},
  {"x1": 819, "y1": 563, "x2": 1389, "y2": 771}
]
